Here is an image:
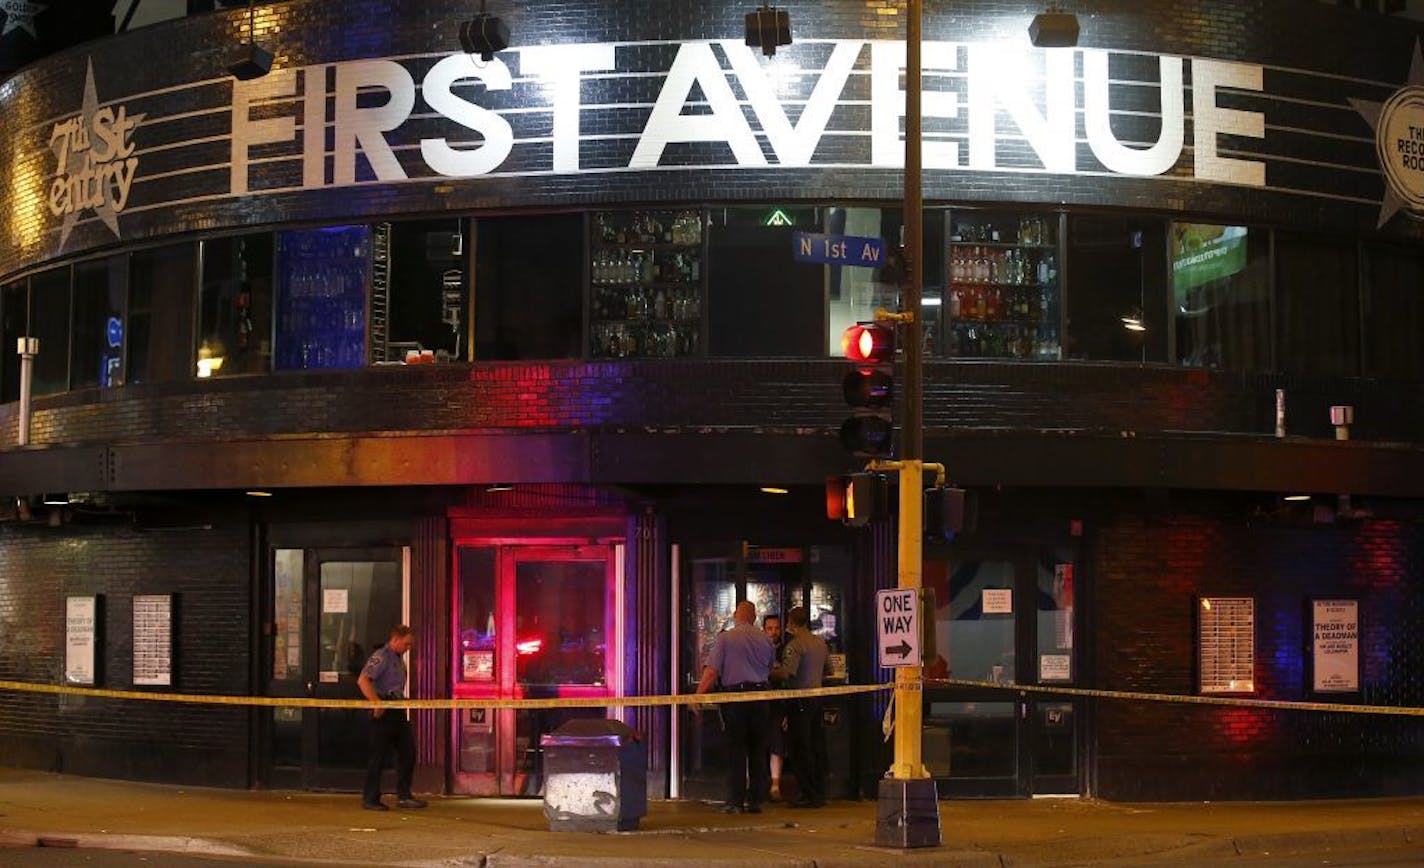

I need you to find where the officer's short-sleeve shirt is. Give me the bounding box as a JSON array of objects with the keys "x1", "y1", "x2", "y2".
[
  {"x1": 708, "y1": 622, "x2": 774, "y2": 686},
  {"x1": 362, "y1": 645, "x2": 407, "y2": 699}
]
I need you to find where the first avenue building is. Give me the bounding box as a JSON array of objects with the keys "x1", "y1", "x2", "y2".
[{"x1": 0, "y1": 0, "x2": 1421, "y2": 802}]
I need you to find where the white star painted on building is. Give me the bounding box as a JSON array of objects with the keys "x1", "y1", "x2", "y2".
[
  {"x1": 52, "y1": 59, "x2": 146, "y2": 248},
  {"x1": 1350, "y1": 41, "x2": 1424, "y2": 228},
  {"x1": 0, "y1": 0, "x2": 46, "y2": 39}
]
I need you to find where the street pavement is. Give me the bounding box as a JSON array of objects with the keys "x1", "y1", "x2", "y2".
[{"x1": 0, "y1": 769, "x2": 1420, "y2": 866}]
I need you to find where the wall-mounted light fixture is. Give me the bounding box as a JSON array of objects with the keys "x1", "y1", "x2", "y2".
[
  {"x1": 1029, "y1": 2, "x2": 1079, "y2": 48},
  {"x1": 745, "y1": 2, "x2": 792, "y2": 57},
  {"x1": 227, "y1": 0, "x2": 273, "y2": 80},
  {"x1": 460, "y1": 0, "x2": 511, "y2": 63},
  {"x1": 759, "y1": 486, "x2": 790, "y2": 495}
]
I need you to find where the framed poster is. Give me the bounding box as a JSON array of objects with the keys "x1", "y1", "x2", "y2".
[
  {"x1": 1311, "y1": 599, "x2": 1360, "y2": 693},
  {"x1": 132, "y1": 594, "x2": 174, "y2": 687},
  {"x1": 65, "y1": 595, "x2": 100, "y2": 685},
  {"x1": 1198, "y1": 596, "x2": 1254, "y2": 694}
]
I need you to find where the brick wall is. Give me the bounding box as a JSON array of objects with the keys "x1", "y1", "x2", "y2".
[
  {"x1": 0, "y1": 360, "x2": 1418, "y2": 450},
  {"x1": 1091, "y1": 514, "x2": 1424, "y2": 800},
  {"x1": 0, "y1": 515, "x2": 252, "y2": 786}
]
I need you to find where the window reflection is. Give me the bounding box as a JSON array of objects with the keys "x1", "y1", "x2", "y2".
[
  {"x1": 1173, "y1": 223, "x2": 1270, "y2": 370},
  {"x1": 30, "y1": 267, "x2": 71, "y2": 396},
  {"x1": 1, "y1": 280, "x2": 26, "y2": 403},
  {"x1": 198, "y1": 234, "x2": 273, "y2": 377},
  {"x1": 374, "y1": 219, "x2": 467, "y2": 364},
  {"x1": 129, "y1": 243, "x2": 196, "y2": 384},
  {"x1": 1276, "y1": 232, "x2": 1359, "y2": 376},
  {"x1": 1362, "y1": 243, "x2": 1424, "y2": 380},
  {"x1": 515, "y1": 560, "x2": 606, "y2": 686},
  {"x1": 1065, "y1": 215, "x2": 1167, "y2": 362}
]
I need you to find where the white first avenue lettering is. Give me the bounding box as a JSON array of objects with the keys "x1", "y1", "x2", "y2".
[{"x1": 229, "y1": 40, "x2": 1268, "y2": 194}]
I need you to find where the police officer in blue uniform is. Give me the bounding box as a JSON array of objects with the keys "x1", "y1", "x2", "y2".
[
  {"x1": 358, "y1": 624, "x2": 428, "y2": 811},
  {"x1": 695, "y1": 600, "x2": 774, "y2": 814}
]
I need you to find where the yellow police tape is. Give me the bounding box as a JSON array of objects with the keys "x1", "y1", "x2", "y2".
[{"x1": 0, "y1": 676, "x2": 1419, "y2": 716}]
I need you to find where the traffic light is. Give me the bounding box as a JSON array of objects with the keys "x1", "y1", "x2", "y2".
[
  {"x1": 839, "y1": 321, "x2": 895, "y2": 456},
  {"x1": 845, "y1": 472, "x2": 889, "y2": 527},
  {"x1": 825, "y1": 473, "x2": 890, "y2": 526}
]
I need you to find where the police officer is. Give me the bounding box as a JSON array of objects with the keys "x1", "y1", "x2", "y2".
[
  {"x1": 772, "y1": 606, "x2": 832, "y2": 808},
  {"x1": 358, "y1": 624, "x2": 428, "y2": 811},
  {"x1": 695, "y1": 600, "x2": 774, "y2": 814}
]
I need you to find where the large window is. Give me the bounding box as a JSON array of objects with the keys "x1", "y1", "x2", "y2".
[
  {"x1": 708, "y1": 206, "x2": 827, "y2": 357},
  {"x1": 946, "y1": 208, "x2": 1056, "y2": 359},
  {"x1": 1276, "y1": 232, "x2": 1359, "y2": 376},
  {"x1": 199, "y1": 233, "x2": 273, "y2": 377},
  {"x1": 1065, "y1": 216, "x2": 1167, "y2": 362},
  {"x1": 1362, "y1": 243, "x2": 1424, "y2": 380},
  {"x1": 129, "y1": 243, "x2": 196, "y2": 384},
  {"x1": 1173, "y1": 223, "x2": 1271, "y2": 370},
  {"x1": 275, "y1": 226, "x2": 370, "y2": 371},
  {"x1": 71, "y1": 255, "x2": 127, "y2": 389},
  {"x1": 474, "y1": 214, "x2": 581, "y2": 360},
  {"x1": 0, "y1": 280, "x2": 25, "y2": 403},
  {"x1": 30, "y1": 267, "x2": 70, "y2": 396},
  {"x1": 374, "y1": 219, "x2": 467, "y2": 363}
]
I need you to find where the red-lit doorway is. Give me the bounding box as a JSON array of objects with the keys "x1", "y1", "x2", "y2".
[{"x1": 451, "y1": 543, "x2": 620, "y2": 796}]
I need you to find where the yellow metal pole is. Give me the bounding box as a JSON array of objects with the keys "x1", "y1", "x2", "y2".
[{"x1": 892, "y1": 458, "x2": 924, "y2": 779}]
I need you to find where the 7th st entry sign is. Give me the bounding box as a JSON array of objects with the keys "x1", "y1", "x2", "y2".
[
  {"x1": 792, "y1": 232, "x2": 885, "y2": 266},
  {"x1": 876, "y1": 588, "x2": 921, "y2": 668}
]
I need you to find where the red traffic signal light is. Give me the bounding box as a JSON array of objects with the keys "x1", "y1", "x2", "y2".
[
  {"x1": 839, "y1": 320, "x2": 895, "y2": 457},
  {"x1": 841, "y1": 321, "x2": 895, "y2": 364}
]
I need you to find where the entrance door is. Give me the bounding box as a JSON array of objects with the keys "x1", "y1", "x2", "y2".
[
  {"x1": 452, "y1": 543, "x2": 617, "y2": 796},
  {"x1": 266, "y1": 547, "x2": 407, "y2": 790},
  {"x1": 922, "y1": 545, "x2": 1081, "y2": 798}
]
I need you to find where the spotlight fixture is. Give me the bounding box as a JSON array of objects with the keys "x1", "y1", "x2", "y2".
[
  {"x1": 460, "y1": 0, "x2": 511, "y2": 63},
  {"x1": 1029, "y1": 3, "x2": 1080, "y2": 49},
  {"x1": 744, "y1": 2, "x2": 792, "y2": 57},
  {"x1": 227, "y1": 0, "x2": 273, "y2": 81}
]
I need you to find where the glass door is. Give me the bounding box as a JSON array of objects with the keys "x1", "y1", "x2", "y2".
[
  {"x1": 922, "y1": 545, "x2": 1080, "y2": 798},
  {"x1": 265, "y1": 547, "x2": 406, "y2": 790},
  {"x1": 452, "y1": 544, "x2": 616, "y2": 796}
]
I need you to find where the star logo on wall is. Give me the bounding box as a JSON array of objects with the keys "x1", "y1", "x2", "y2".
[
  {"x1": 50, "y1": 59, "x2": 146, "y2": 248},
  {"x1": 1351, "y1": 41, "x2": 1424, "y2": 227},
  {"x1": 0, "y1": 0, "x2": 46, "y2": 38}
]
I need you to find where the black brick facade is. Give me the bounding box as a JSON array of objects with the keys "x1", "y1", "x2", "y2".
[
  {"x1": 0, "y1": 516, "x2": 252, "y2": 786},
  {"x1": 0, "y1": 0, "x2": 1419, "y2": 802}
]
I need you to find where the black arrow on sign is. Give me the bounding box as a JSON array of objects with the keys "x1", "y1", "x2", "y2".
[{"x1": 885, "y1": 640, "x2": 912, "y2": 658}]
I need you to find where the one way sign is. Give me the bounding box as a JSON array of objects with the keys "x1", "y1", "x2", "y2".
[{"x1": 876, "y1": 588, "x2": 921, "y2": 668}]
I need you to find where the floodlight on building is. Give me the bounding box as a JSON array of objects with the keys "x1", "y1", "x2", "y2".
[
  {"x1": 227, "y1": 0, "x2": 273, "y2": 80},
  {"x1": 461, "y1": 0, "x2": 511, "y2": 63},
  {"x1": 745, "y1": 3, "x2": 791, "y2": 57},
  {"x1": 1029, "y1": 3, "x2": 1080, "y2": 48}
]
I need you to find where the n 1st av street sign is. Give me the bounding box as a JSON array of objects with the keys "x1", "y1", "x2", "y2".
[
  {"x1": 876, "y1": 588, "x2": 921, "y2": 668},
  {"x1": 792, "y1": 231, "x2": 885, "y2": 267}
]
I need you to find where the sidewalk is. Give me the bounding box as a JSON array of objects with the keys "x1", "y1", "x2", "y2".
[{"x1": 0, "y1": 769, "x2": 1420, "y2": 866}]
